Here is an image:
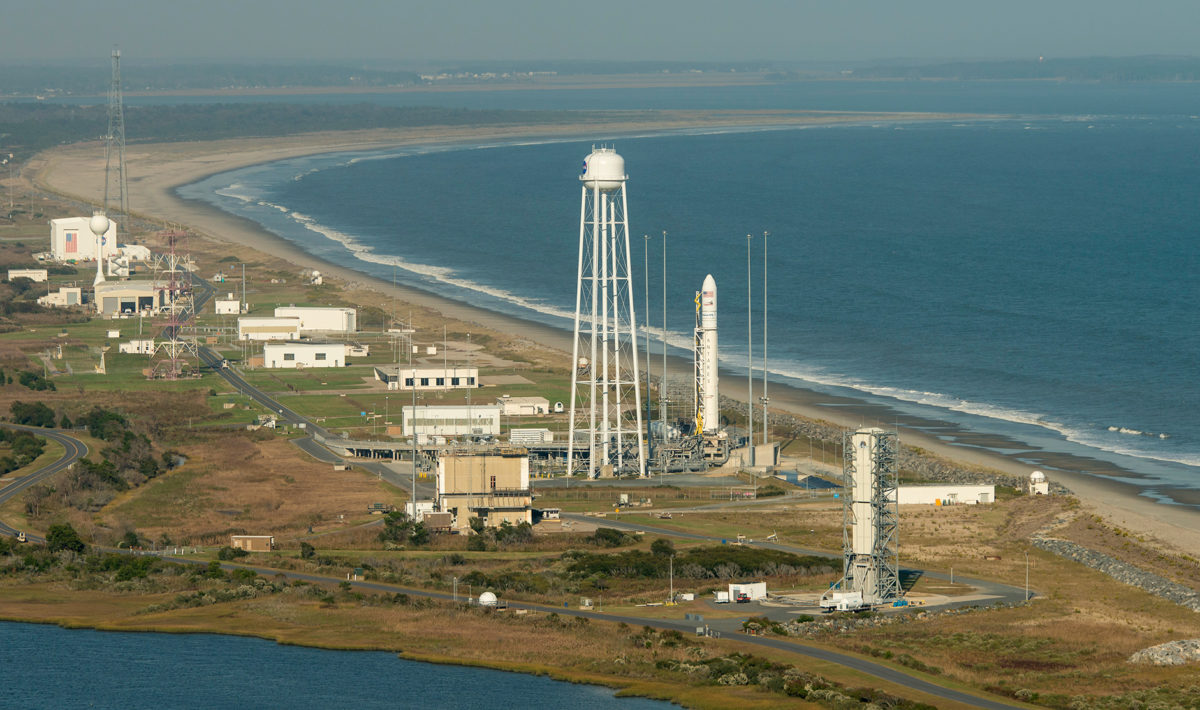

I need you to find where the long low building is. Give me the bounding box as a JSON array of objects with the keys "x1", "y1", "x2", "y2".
[
  {"x1": 496, "y1": 396, "x2": 550, "y2": 416},
  {"x1": 263, "y1": 342, "x2": 347, "y2": 368},
  {"x1": 894, "y1": 485, "x2": 995, "y2": 506},
  {"x1": 375, "y1": 365, "x2": 478, "y2": 391},
  {"x1": 401, "y1": 404, "x2": 500, "y2": 439},
  {"x1": 7, "y1": 269, "x2": 48, "y2": 282},
  {"x1": 95, "y1": 280, "x2": 174, "y2": 316},
  {"x1": 274, "y1": 306, "x2": 356, "y2": 333},
  {"x1": 238, "y1": 316, "x2": 301, "y2": 341}
]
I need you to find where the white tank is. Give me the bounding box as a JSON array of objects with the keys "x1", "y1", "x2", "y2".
[
  {"x1": 580, "y1": 148, "x2": 626, "y2": 191},
  {"x1": 479, "y1": 591, "x2": 498, "y2": 606},
  {"x1": 89, "y1": 212, "x2": 110, "y2": 237}
]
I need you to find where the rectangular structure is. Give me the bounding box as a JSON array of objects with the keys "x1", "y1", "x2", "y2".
[
  {"x1": 273, "y1": 306, "x2": 356, "y2": 333},
  {"x1": 7, "y1": 269, "x2": 48, "y2": 282},
  {"x1": 437, "y1": 451, "x2": 532, "y2": 531},
  {"x1": 50, "y1": 217, "x2": 117, "y2": 261},
  {"x1": 237, "y1": 316, "x2": 301, "y2": 341},
  {"x1": 118, "y1": 339, "x2": 155, "y2": 354},
  {"x1": 496, "y1": 396, "x2": 550, "y2": 416},
  {"x1": 509, "y1": 428, "x2": 553, "y2": 445},
  {"x1": 38, "y1": 287, "x2": 82, "y2": 308},
  {"x1": 374, "y1": 365, "x2": 478, "y2": 392},
  {"x1": 215, "y1": 299, "x2": 241, "y2": 315},
  {"x1": 94, "y1": 280, "x2": 169, "y2": 316},
  {"x1": 230, "y1": 535, "x2": 275, "y2": 552},
  {"x1": 401, "y1": 404, "x2": 499, "y2": 438},
  {"x1": 262, "y1": 342, "x2": 347, "y2": 369},
  {"x1": 895, "y1": 485, "x2": 994, "y2": 506}
]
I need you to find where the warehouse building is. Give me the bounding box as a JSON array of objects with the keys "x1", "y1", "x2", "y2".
[
  {"x1": 237, "y1": 316, "x2": 301, "y2": 341},
  {"x1": 38, "y1": 287, "x2": 82, "y2": 308},
  {"x1": 94, "y1": 280, "x2": 172, "y2": 316},
  {"x1": 273, "y1": 306, "x2": 356, "y2": 333},
  {"x1": 50, "y1": 217, "x2": 117, "y2": 261},
  {"x1": 894, "y1": 485, "x2": 995, "y2": 506},
  {"x1": 263, "y1": 342, "x2": 347, "y2": 369},
  {"x1": 374, "y1": 365, "x2": 478, "y2": 392},
  {"x1": 496, "y1": 396, "x2": 550, "y2": 416},
  {"x1": 437, "y1": 451, "x2": 532, "y2": 531},
  {"x1": 401, "y1": 404, "x2": 500, "y2": 439}
]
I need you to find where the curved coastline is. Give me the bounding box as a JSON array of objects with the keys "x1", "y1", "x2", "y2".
[{"x1": 30, "y1": 114, "x2": 1200, "y2": 554}]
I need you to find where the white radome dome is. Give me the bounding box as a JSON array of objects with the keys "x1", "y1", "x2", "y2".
[
  {"x1": 580, "y1": 148, "x2": 626, "y2": 191},
  {"x1": 1030, "y1": 470, "x2": 1046, "y2": 482},
  {"x1": 479, "y1": 591, "x2": 498, "y2": 606},
  {"x1": 89, "y1": 212, "x2": 110, "y2": 236}
]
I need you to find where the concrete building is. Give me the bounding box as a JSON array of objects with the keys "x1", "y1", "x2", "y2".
[
  {"x1": 401, "y1": 404, "x2": 500, "y2": 440},
  {"x1": 230, "y1": 535, "x2": 275, "y2": 552},
  {"x1": 118, "y1": 339, "x2": 155, "y2": 354},
  {"x1": 509, "y1": 428, "x2": 553, "y2": 445},
  {"x1": 895, "y1": 485, "x2": 995, "y2": 506},
  {"x1": 38, "y1": 287, "x2": 82, "y2": 308},
  {"x1": 728, "y1": 582, "x2": 768, "y2": 601},
  {"x1": 437, "y1": 451, "x2": 532, "y2": 531},
  {"x1": 215, "y1": 299, "x2": 241, "y2": 315},
  {"x1": 7, "y1": 269, "x2": 48, "y2": 282},
  {"x1": 273, "y1": 306, "x2": 356, "y2": 333},
  {"x1": 94, "y1": 281, "x2": 171, "y2": 316},
  {"x1": 262, "y1": 342, "x2": 347, "y2": 369},
  {"x1": 496, "y1": 396, "x2": 550, "y2": 416},
  {"x1": 237, "y1": 316, "x2": 301, "y2": 341},
  {"x1": 50, "y1": 217, "x2": 117, "y2": 261},
  {"x1": 374, "y1": 365, "x2": 478, "y2": 392}
]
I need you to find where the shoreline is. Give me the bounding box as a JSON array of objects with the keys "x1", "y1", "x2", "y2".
[{"x1": 31, "y1": 112, "x2": 1200, "y2": 555}]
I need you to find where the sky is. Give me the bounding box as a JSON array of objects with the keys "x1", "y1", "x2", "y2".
[{"x1": 4, "y1": 0, "x2": 1200, "y2": 63}]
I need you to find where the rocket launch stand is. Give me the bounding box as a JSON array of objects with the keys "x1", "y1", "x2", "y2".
[{"x1": 567, "y1": 147, "x2": 646, "y2": 478}]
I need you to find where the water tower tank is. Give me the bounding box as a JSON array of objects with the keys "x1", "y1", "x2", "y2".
[
  {"x1": 479, "y1": 591, "x2": 498, "y2": 607},
  {"x1": 580, "y1": 148, "x2": 626, "y2": 191},
  {"x1": 89, "y1": 212, "x2": 110, "y2": 236}
]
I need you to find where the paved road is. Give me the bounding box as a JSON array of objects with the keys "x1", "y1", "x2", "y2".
[{"x1": 0, "y1": 425, "x2": 88, "y2": 540}]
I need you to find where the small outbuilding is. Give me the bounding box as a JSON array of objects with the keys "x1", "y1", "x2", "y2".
[
  {"x1": 496, "y1": 396, "x2": 550, "y2": 416},
  {"x1": 262, "y1": 342, "x2": 347, "y2": 368},
  {"x1": 238, "y1": 316, "x2": 301, "y2": 341},
  {"x1": 230, "y1": 535, "x2": 275, "y2": 552},
  {"x1": 7, "y1": 269, "x2": 48, "y2": 282}
]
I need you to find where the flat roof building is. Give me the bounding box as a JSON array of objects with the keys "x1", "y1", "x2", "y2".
[
  {"x1": 437, "y1": 451, "x2": 532, "y2": 531},
  {"x1": 38, "y1": 287, "x2": 82, "y2": 308},
  {"x1": 50, "y1": 217, "x2": 117, "y2": 262},
  {"x1": 496, "y1": 396, "x2": 550, "y2": 416},
  {"x1": 401, "y1": 404, "x2": 500, "y2": 440},
  {"x1": 238, "y1": 316, "x2": 301, "y2": 341},
  {"x1": 273, "y1": 306, "x2": 356, "y2": 333},
  {"x1": 95, "y1": 280, "x2": 172, "y2": 316},
  {"x1": 374, "y1": 365, "x2": 478, "y2": 392},
  {"x1": 895, "y1": 485, "x2": 995, "y2": 506},
  {"x1": 263, "y1": 342, "x2": 347, "y2": 369},
  {"x1": 7, "y1": 269, "x2": 48, "y2": 283}
]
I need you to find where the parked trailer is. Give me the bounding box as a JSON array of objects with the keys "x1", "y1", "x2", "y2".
[{"x1": 820, "y1": 591, "x2": 867, "y2": 612}]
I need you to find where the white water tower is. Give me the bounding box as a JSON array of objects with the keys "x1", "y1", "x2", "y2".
[
  {"x1": 90, "y1": 212, "x2": 110, "y2": 290},
  {"x1": 567, "y1": 147, "x2": 646, "y2": 478}
]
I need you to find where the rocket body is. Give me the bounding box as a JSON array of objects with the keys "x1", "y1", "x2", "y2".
[{"x1": 698, "y1": 274, "x2": 719, "y2": 433}]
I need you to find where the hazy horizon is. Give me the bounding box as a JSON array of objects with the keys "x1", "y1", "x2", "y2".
[{"x1": 3, "y1": 1, "x2": 1200, "y2": 63}]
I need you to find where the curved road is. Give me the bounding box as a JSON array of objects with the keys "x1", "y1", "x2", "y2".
[{"x1": 0, "y1": 425, "x2": 88, "y2": 540}]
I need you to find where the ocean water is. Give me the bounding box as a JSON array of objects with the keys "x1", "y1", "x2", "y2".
[
  {"x1": 0, "y1": 622, "x2": 672, "y2": 709},
  {"x1": 177, "y1": 82, "x2": 1200, "y2": 504}
]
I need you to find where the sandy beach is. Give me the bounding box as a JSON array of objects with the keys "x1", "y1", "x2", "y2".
[{"x1": 29, "y1": 110, "x2": 1200, "y2": 555}]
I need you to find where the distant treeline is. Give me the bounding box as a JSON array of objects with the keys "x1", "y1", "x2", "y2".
[
  {"x1": 0, "y1": 103, "x2": 592, "y2": 161},
  {"x1": 848, "y1": 55, "x2": 1200, "y2": 82},
  {"x1": 0, "y1": 63, "x2": 420, "y2": 96}
]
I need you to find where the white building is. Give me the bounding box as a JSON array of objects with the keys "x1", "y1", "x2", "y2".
[
  {"x1": 7, "y1": 269, "x2": 48, "y2": 282},
  {"x1": 262, "y1": 342, "x2": 347, "y2": 369},
  {"x1": 374, "y1": 365, "x2": 478, "y2": 391},
  {"x1": 401, "y1": 404, "x2": 500, "y2": 439},
  {"x1": 50, "y1": 217, "x2": 117, "y2": 262},
  {"x1": 1029, "y1": 471, "x2": 1050, "y2": 496},
  {"x1": 509, "y1": 428, "x2": 553, "y2": 445},
  {"x1": 38, "y1": 287, "x2": 82, "y2": 308},
  {"x1": 895, "y1": 485, "x2": 995, "y2": 506},
  {"x1": 119, "y1": 339, "x2": 155, "y2": 354},
  {"x1": 215, "y1": 299, "x2": 241, "y2": 315},
  {"x1": 238, "y1": 316, "x2": 301, "y2": 341},
  {"x1": 273, "y1": 306, "x2": 356, "y2": 333},
  {"x1": 728, "y1": 582, "x2": 768, "y2": 601},
  {"x1": 95, "y1": 281, "x2": 170, "y2": 316},
  {"x1": 496, "y1": 396, "x2": 550, "y2": 416}
]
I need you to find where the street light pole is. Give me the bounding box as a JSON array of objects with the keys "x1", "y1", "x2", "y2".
[{"x1": 761, "y1": 231, "x2": 769, "y2": 446}]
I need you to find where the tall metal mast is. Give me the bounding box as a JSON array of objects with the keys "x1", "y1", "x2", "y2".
[{"x1": 103, "y1": 48, "x2": 128, "y2": 221}]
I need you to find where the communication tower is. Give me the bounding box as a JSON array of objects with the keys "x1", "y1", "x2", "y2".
[
  {"x1": 103, "y1": 48, "x2": 128, "y2": 224},
  {"x1": 149, "y1": 228, "x2": 199, "y2": 379},
  {"x1": 567, "y1": 147, "x2": 646, "y2": 477},
  {"x1": 824, "y1": 427, "x2": 901, "y2": 606}
]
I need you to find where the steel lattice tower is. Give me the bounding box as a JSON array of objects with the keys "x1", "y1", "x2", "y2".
[
  {"x1": 826, "y1": 428, "x2": 901, "y2": 605},
  {"x1": 149, "y1": 228, "x2": 199, "y2": 379},
  {"x1": 104, "y1": 48, "x2": 128, "y2": 222},
  {"x1": 567, "y1": 147, "x2": 646, "y2": 478}
]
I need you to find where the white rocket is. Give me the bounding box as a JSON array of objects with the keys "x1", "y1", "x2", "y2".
[{"x1": 694, "y1": 274, "x2": 719, "y2": 433}]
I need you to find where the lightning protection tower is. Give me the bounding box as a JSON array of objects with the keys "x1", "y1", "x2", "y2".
[
  {"x1": 104, "y1": 48, "x2": 128, "y2": 224},
  {"x1": 567, "y1": 147, "x2": 646, "y2": 477},
  {"x1": 149, "y1": 228, "x2": 199, "y2": 379},
  {"x1": 823, "y1": 427, "x2": 901, "y2": 606}
]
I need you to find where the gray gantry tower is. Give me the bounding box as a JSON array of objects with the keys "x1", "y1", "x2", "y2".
[
  {"x1": 104, "y1": 48, "x2": 128, "y2": 222},
  {"x1": 824, "y1": 427, "x2": 901, "y2": 606}
]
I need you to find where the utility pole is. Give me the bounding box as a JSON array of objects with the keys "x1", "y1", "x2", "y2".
[
  {"x1": 643, "y1": 234, "x2": 652, "y2": 469},
  {"x1": 669, "y1": 554, "x2": 675, "y2": 604},
  {"x1": 660, "y1": 230, "x2": 667, "y2": 482},
  {"x1": 1024, "y1": 551, "x2": 1030, "y2": 602}
]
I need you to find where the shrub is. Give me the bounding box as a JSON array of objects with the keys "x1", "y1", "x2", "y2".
[{"x1": 218, "y1": 546, "x2": 249, "y2": 561}]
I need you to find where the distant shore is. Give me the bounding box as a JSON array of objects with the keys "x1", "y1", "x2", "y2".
[{"x1": 30, "y1": 110, "x2": 1200, "y2": 555}]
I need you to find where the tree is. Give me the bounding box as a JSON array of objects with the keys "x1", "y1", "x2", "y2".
[
  {"x1": 299, "y1": 541, "x2": 315, "y2": 559},
  {"x1": 10, "y1": 401, "x2": 55, "y2": 428},
  {"x1": 59, "y1": 414, "x2": 72, "y2": 429},
  {"x1": 408, "y1": 522, "x2": 429, "y2": 546},
  {"x1": 121, "y1": 530, "x2": 139, "y2": 549},
  {"x1": 46, "y1": 523, "x2": 86, "y2": 553},
  {"x1": 651, "y1": 538, "x2": 676, "y2": 557}
]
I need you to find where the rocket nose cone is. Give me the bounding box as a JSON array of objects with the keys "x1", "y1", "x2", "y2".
[{"x1": 703, "y1": 274, "x2": 716, "y2": 292}]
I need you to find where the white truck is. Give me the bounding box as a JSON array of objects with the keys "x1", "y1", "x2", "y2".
[{"x1": 819, "y1": 591, "x2": 866, "y2": 612}]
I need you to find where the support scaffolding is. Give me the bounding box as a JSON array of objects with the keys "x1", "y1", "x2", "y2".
[{"x1": 828, "y1": 428, "x2": 901, "y2": 605}]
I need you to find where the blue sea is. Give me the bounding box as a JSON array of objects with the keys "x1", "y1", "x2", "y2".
[
  {"x1": 176, "y1": 82, "x2": 1200, "y2": 505},
  {"x1": 0, "y1": 622, "x2": 673, "y2": 709}
]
